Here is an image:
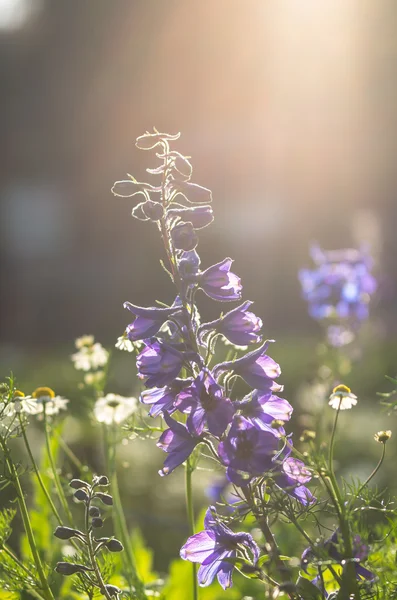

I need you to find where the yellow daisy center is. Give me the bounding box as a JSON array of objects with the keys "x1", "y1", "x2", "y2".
[{"x1": 33, "y1": 387, "x2": 55, "y2": 399}]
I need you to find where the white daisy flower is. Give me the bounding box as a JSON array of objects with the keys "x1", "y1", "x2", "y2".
[
  {"x1": 1, "y1": 391, "x2": 40, "y2": 416},
  {"x1": 328, "y1": 385, "x2": 357, "y2": 410},
  {"x1": 71, "y1": 342, "x2": 109, "y2": 371},
  {"x1": 94, "y1": 394, "x2": 138, "y2": 425},
  {"x1": 31, "y1": 387, "x2": 69, "y2": 416}
]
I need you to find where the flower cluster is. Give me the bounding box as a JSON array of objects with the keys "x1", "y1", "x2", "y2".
[
  {"x1": 299, "y1": 244, "x2": 377, "y2": 346},
  {"x1": 115, "y1": 130, "x2": 315, "y2": 589}
]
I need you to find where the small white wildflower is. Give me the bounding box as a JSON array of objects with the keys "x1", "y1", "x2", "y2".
[
  {"x1": 328, "y1": 385, "x2": 357, "y2": 410},
  {"x1": 1, "y1": 391, "x2": 39, "y2": 416},
  {"x1": 32, "y1": 387, "x2": 69, "y2": 416},
  {"x1": 75, "y1": 335, "x2": 95, "y2": 349},
  {"x1": 71, "y1": 342, "x2": 109, "y2": 371},
  {"x1": 115, "y1": 335, "x2": 136, "y2": 353},
  {"x1": 94, "y1": 393, "x2": 138, "y2": 425}
]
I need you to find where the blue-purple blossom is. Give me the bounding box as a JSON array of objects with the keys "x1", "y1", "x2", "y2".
[
  {"x1": 124, "y1": 300, "x2": 183, "y2": 342},
  {"x1": 136, "y1": 339, "x2": 199, "y2": 388},
  {"x1": 168, "y1": 205, "x2": 214, "y2": 229},
  {"x1": 140, "y1": 379, "x2": 192, "y2": 417},
  {"x1": 157, "y1": 412, "x2": 201, "y2": 476},
  {"x1": 180, "y1": 506, "x2": 259, "y2": 589},
  {"x1": 198, "y1": 301, "x2": 262, "y2": 346},
  {"x1": 171, "y1": 221, "x2": 198, "y2": 251},
  {"x1": 218, "y1": 416, "x2": 279, "y2": 486},
  {"x1": 299, "y1": 245, "x2": 377, "y2": 338},
  {"x1": 131, "y1": 199, "x2": 164, "y2": 221},
  {"x1": 177, "y1": 249, "x2": 201, "y2": 283},
  {"x1": 199, "y1": 258, "x2": 242, "y2": 302},
  {"x1": 274, "y1": 457, "x2": 315, "y2": 505},
  {"x1": 301, "y1": 530, "x2": 375, "y2": 584},
  {"x1": 238, "y1": 390, "x2": 292, "y2": 433},
  {"x1": 213, "y1": 340, "x2": 283, "y2": 393},
  {"x1": 176, "y1": 369, "x2": 235, "y2": 436}
]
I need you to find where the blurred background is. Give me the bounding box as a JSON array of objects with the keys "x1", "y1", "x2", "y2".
[{"x1": 1, "y1": 0, "x2": 397, "y2": 576}]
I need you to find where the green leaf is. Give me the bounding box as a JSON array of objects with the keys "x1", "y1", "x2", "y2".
[{"x1": 296, "y1": 576, "x2": 324, "y2": 599}]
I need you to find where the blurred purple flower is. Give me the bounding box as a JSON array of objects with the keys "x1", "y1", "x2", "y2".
[
  {"x1": 157, "y1": 412, "x2": 201, "y2": 476},
  {"x1": 176, "y1": 369, "x2": 235, "y2": 436},
  {"x1": 274, "y1": 457, "x2": 315, "y2": 505},
  {"x1": 198, "y1": 301, "x2": 262, "y2": 346},
  {"x1": 199, "y1": 258, "x2": 242, "y2": 302},
  {"x1": 180, "y1": 506, "x2": 259, "y2": 589},
  {"x1": 213, "y1": 340, "x2": 283, "y2": 393},
  {"x1": 136, "y1": 339, "x2": 199, "y2": 388},
  {"x1": 218, "y1": 416, "x2": 279, "y2": 486}
]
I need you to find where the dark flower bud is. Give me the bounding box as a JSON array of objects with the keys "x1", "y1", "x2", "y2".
[
  {"x1": 95, "y1": 492, "x2": 113, "y2": 506},
  {"x1": 104, "y1": 584, "x2": 122, "y2": 597},
  {"x1": 106, "y1": 538, "x2": 124, "y2": 552},
  {"x1": 55, "y1": 562, "x2": 91, "y2": 576},
  {"x1": 172, "y1": 180, "x2": 212, "y2": 204},
  {"x1": 54, "y1": 526, "x2": 82, "y2": 540},
  {"x1": 95, "y1": 475, "x2": 109, "y2": 486},
  {"x1": 70, "y1": 479, "x2": 89, "y2": 490},
  {"x1": 171, "y1": 221, "x2": 198, "y2": 251},
  {"x1": 168, "y1": 205, "x2": 214, "y2": 229},
  {"x1": 91, "y1": 517, "x2": 104, "y2": 528},
  {"x1": 240, "y1": 563, "x2": 259, "y2": 574},
  {"x1": 132, "y1": 200, "x2": 164, "y2": 222},
  {"x1": 89, "y1": 506, "x2": 101, "y2": 517},
  {"x1": 177, "y1": 250, "x2": 201, "y2": 282},
  {"x1": 74, "y1": 489, "x2": 89, "y2": 502}
]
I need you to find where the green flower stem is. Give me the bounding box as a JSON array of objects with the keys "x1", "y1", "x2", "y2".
[
  {"x1": 354, "y1": 443, "x2": 387, "y2": 504},
  {"x1": 0, "y1": 440, "x2": 54, "y2": 600},
  {"x1": 85, "y1": 488, "x2": 112, "y2": 600},
  {"x1": 105, "y1": 426, "x2": 146, "y2": 599},
  {"x1": 185, "y1": 457, "x2": 198, "y2": 600},
  {"x1": 327, "y1": 406, "x2": 361, "y2": 599},
  {"x1": 56, "y1": 433, "x2": 85, "y2": 473},
  {"x1": 43, "y1": 411, "x2": 74, "y2": 526},
  {"x1": 19, "y1": 415, "x2": 63, "y2": 525}
]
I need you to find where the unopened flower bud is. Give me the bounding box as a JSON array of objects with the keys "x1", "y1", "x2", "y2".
[
  {"x1": 171, "y1": 221, "x2": 198, "y2": 251},
  {"x1": 91, "y1": 517, "x2": 103, "y2": 528},
  {"x1": 89, "y1": 506, "x2": 101, "y2": 517},
  {"x1": 95, "y1": 492, "x2": 113, "y2": 506},
  {"x1": 96, "y1": 475, "x2": 109, "y2": 486},
  {"x1": 300, "y1": 430, "x2": 316, "y2": 443},
  {"x1": 55, "y1": 562, "x2": 90, "y2": 576},
  {"x1": 106, "y1": 538, "x2": 124, "y2": 552},
  {"x1": 54, "y1": 526, "x2": 82, "y2": 540},
  {"x1": 70, "y1": 479, "x2": 89, "y2": 490},
  {"x1": 74, "y1": 489, "x2": 89, "y2": 502},
  {"x1": 104, "y1": 584, "x2": 122, "y2": 597},
  {"x1": 374, "y1": 430, "x2": 392, "y2": 444},
  {"x1": 271, "y1": 419, "x2": 285, "y2": 429}
]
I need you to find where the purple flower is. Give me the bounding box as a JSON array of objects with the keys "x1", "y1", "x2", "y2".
[
  {"x1": 167, "y1": 205, "x2": 214, "y2": 229},
  {"x1": 218, "y1": 416, "x2": 279, "y2": 486},
  {"x1": 131, "y1": 199, "x2": 164, "y2": 221},
  {"x1": 274, "y1": 458, "x2": 315, "y2": 505},
  {"x1": 213, "y1": 340, "x2": 283, "y2": 393},
  {"x1": 199, "y1": 258, "x2": 242, "y2": 302},
  {"x1": 171, "y1": 221, "x2": 198, "y2": 251},
  {"x1": 176, "y1": 370, "x2": 235, "y2": 436},
  {"x1": 238, "y1": 390, "x2": 292, "y2": 433},
  {"x1": 198, "y1": 301, "x2": 262, "y2": 346},
  {"x1": 180, "y1": 506, "x2": 259, "y2": 589},
  {"x1": 301, "y1": 530, "x2": 376, "y2": 583},
  {"x1": 124, "y1": 300, "x2": 183, "y2": 342},
  {"x1": 140, "y1": 379, "x2": 192, "y2": 417},
  {"x1": 157, "y1": 413, "x2": 201, "y2": 476},
  {"x1": 177, "y1": 250, "x2": 201, "y2": 283},
  {"x1": 136, "y1": 339, "x2": 199, "y2": 388}
]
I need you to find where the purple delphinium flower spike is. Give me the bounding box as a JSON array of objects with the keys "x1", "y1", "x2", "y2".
[
  {"x1": 274, "y1": 457, "x2": 315, "y2": 505},
  {"x1": 176, "y1": 369, "x2": 235, "y2": 437},
  {"x1": 171, "y1": 221, "x2": 198, "y2": 251},
  {"x1": 218, "y1": 416, "x2": 279, "y2": 486},
  {"x1": 198, "y1": 301, "x2": 262, "y2": 346},
  {"x1": 213, "y1": 340, "x2": 283, "y2": 393},
  {"x1": 199, "y1": 258, "x2": 242, "y2": 302},
  {"x1": 124, "y1": 299, "x2": 183, "y2": 342},
  {"x1": 237, "y1": 390, "x2": 292, "y2": 434},
  {"x1": 180, "y1": 506, "x2": 259, "y2": 589},
  {"x1": 140, "y1": 379, "x2": 192, "y2": 417},
  {"x1": 177, "y1": 249, "x2": 201, "y2": 283},
  {"x1": 136, "y1": 339, "x2": 200, "y2": 388},
  {"x1": 157, "y1": 412, "x2": 201, "y2": 476}
]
